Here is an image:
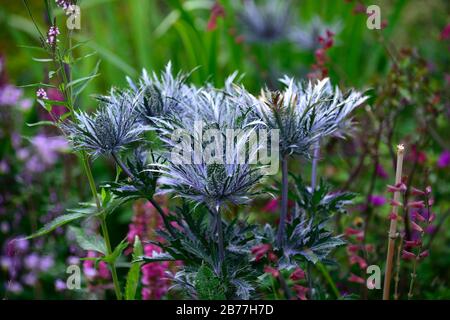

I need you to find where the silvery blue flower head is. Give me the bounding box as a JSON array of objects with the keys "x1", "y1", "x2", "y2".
[
  {"x1": 62, "y1": 89, "x2": 144, "y2": 158},
  {"x1": 127, "y1": 62, "x2": 198, "y2": 124},
  {"x1": 237, "y1": 0, "x2": 292, "y2": 43},
  {"x1": 255, "y1": 77, "x2": 368, "y2": 157},
  {"x1": 155, "y1": 79, "x2": 264, "y2": 210}
]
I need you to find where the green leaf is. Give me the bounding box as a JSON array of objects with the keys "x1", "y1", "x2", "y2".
[
  {"x1": 26, "y1": 212, "x2": 87, "y2": 239},
  {"x1": 125, "y1": 236, "x2": 143, "y2": 300},
  {"x1": 103, "y1": 239, "x2": 128, "y2": 264},
  {"x1": 68, "y1": 226, "x2": 107, "y2": 255},
  {"x1": 74, "y1": 60, "x2": 101, "y2": 97},
  {"x1": 135, "y1": 252, "x2": 175, "y2": 263},
  {"x1": 195, "y1": 264, "x2": 226, "y2": 300},
  {"x1": 26, "y1": 121, "x2": 56, "y2": 128}
]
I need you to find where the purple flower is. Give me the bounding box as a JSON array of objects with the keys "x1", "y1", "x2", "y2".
[
  {"x1": 36, "y1": 88, "x2": 48, "y2": 100},
  {"x1": 39, "y1": 255, "x2": 54, "y2": 271},
  {"x1": 55, "y1": 279, "x2": 66, "y2": 292},
  {"x1": 368, "y1": 194, "x2": 386, "y2": 207},
  {"x1": 24, "y1": 253, "x2": 40, "y2": 270},
  {"x1": 22, "y1": 273, "x2": 38, "y2": 286},
  {"x1": 7, "y1": 281, "x2": 23, "y2": 294},
  {"x1": 437, "y1": 150, "x2": 450, "y2": 168},
  {"x1": 45, "y1": 26, "x2": 60, "y2": 46},
  {"x1": 55, "y1": 0, "x2": 71, "y2": 10},
  {"x1": 0, "y1": 84, "x2": 23, "y2": 106}
]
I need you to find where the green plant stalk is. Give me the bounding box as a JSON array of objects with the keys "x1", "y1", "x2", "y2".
[
  {"x1": 215, "y1": 206, "x2": 225, "y2": 274},
  {"x1": 82, "y1": 154, "x2": 122, "y2": 300},
  {"x1": 317, "y1": 262, "x2": 341, "y2": 299},
  {"x1": 276, "y1": 155, "x2": 289, "y2": 248},
  {"x1": 393, "y1": 234, "x2": 403, "y2": 300}
]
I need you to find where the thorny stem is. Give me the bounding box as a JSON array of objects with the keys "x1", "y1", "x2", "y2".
[
  {"x1": 382, "y1": 144, "x2": 405, "y2": 300},
  {"x1": 81, "y1": 154, "x2": 122, "y2": 300},
  {"x1": 276, "y1": 156, "x2": 289, "y2": 248},
  {"x1": 111, "y1": 152, "x2": 133, "y2": 179}
]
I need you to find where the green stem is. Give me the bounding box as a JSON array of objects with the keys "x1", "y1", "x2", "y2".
[{"x1": 81, "y1": 153, "x2": 122, "y2": 300}]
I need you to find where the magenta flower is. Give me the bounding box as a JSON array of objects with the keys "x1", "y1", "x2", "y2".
[
  {"x1": 348, "y1": 273, "x2": 365, "y2": 284},
  {"x1": 290, "y1": 267, "x2": 306, "y2": 281},
  {"x1": 368, "y1": 194, "x2": 386, "y2": 207},
  {"x1": 293, "y1": 284, "x2": 309, "y2": 300},
  {"x1": 437, "y1": 150, "x2": 450, "y2": 168}
]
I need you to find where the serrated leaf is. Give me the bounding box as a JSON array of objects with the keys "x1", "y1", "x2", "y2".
[
  {"x1": 68, "y1": 226, "x2": 107, "y2": 255},
  {"x1": 125, "y1": 236, "x2": 143, "y2": 300},
  {"x1": 136, "y1": 251, "x2": 175, "y2": 263},
  {"x1": 103, "y1": 239, "x2": 128, "y2": 264},
  {"x1": 195, "y1": 264, "x2": 226, "y2": 300},
  {"x1": 26, "y1": 212, "x2": 87, "y2": 239}
]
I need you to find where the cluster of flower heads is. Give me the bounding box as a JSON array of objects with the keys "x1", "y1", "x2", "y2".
[
  {"x1": 345, "y1": 218, "x2": 374, "y2": 286},
  {"x1": 385, "y1": 184, "x2": 434, "y2": 262},
  {"x1": 62, "y1": 63, "x2": 366, "y2": 210},
  {"x1": 252, "y1": 76, "x2": 367, "y2": 157},
  {"x1": 235, "y1": 0, "x2": 340, "y2": 50}
]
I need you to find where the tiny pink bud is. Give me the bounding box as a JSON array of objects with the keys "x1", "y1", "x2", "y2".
[
  {"x1": 412, "y1": 212, "x2": 426, "y2": 222},
  {"x1": 407, "y1": 201, "x2": 425, "y2": 209},
  {"x1": 411, "y1": 221, "x2": 424, "y2": 233},
  {"x1": 348, "y1": 273, "x2": 365, "y2": 284},
  {"x1": 404, "y1": 240, "x2": 421, "y2": 248},
  {"x1": 428, "y1": 198, "x2": 434, "y2": 206},
  {"x1": 410, "y1": 187, "x2": 425, "y2": 196},
  {"x1": 428, "y1": 213, "x2": 436, "y2": 223},
  {"x1": 401, "y1": 250, "x2": 416, "y2": 260},
  {"x1": 388, "y1": 212, "x2": 398, "y2": 220},
  {"x1": 390, "y1": 200, "x2": 403, "y2": 207},
  {"x1": 425, "y1": 186, "x2": 432, "y2": 194},
  {"x1": 290, "y1": 267, "x2": 306, "y2": 281},
  {"x1": 419, "y1": 250, "x2": 429, "y2": 259}
]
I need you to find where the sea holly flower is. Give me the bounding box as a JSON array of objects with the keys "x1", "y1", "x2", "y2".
[
  {"x1": 255, "y1": 77, "x2": 367, "y2": 157},
  {"x1": 62, "y1": 90, "x2": 145, "y2": 158},
  {"x1": 237, "y1": 0, "x2": 292, "y2": 44}
]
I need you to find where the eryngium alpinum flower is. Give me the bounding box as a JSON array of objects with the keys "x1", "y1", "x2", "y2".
[
  {"x1": 255, "y1": 77, "x2": 367, "y2": 157},
  {"x1": 127, "y1": 62, "x2": 198, "y2": 123},
  {"x1": 156, "y1": 84, "x2": 264, "y2": 209},
  {"x1": 237, "y1": 0, "x2": 292, "y2": 43},
  {"x1": 62, "y1": 90, "x2": 144, "y2": 158}
]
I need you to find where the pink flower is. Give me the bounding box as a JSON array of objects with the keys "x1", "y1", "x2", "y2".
[
  {"x1": 293, "y1": 284, "x2": 309, "y2": 300},
  {"x1": 440, "y1": 24, "x2": 450, "y2": 40},
  {"x1": 419, "y1": 250, "x2": 429, "y2": 259},
  {"x1": 349, "y1": 255, "x2": 367, "y2": 269},
  {"x1": 410, "y1": 187, "x2": 425, "y2": 196},
  {"x1": 290, "y1": 267, "x2": 306, "y2": 281},
  {"x1": 407, "y1": 201, "x2": 425, "y2": 209},
  {"x1": 206, "y1": 2, "x2": 225, "y2": 31},
  {"x1": 404, "y1": 239, "x2": 421, "y2": 248},
  {"x1": 251, "y1": 243, "x2": 272, "y2": 262},
  {"x1": 411, "y1": 221, "x2": 424, "y2": 233},
  {"x1": 348, "y1": 273, "x2": 365, "y2": 284},
  {"x1": 401, "y1": 250, "x2": 416, "y2": 261},
  {"x1": 264, "y1": 266, "x2": 280, "y2": 278},
  {"x1": 262, "y1": 198, "x2": 279, "y2": 213}
]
